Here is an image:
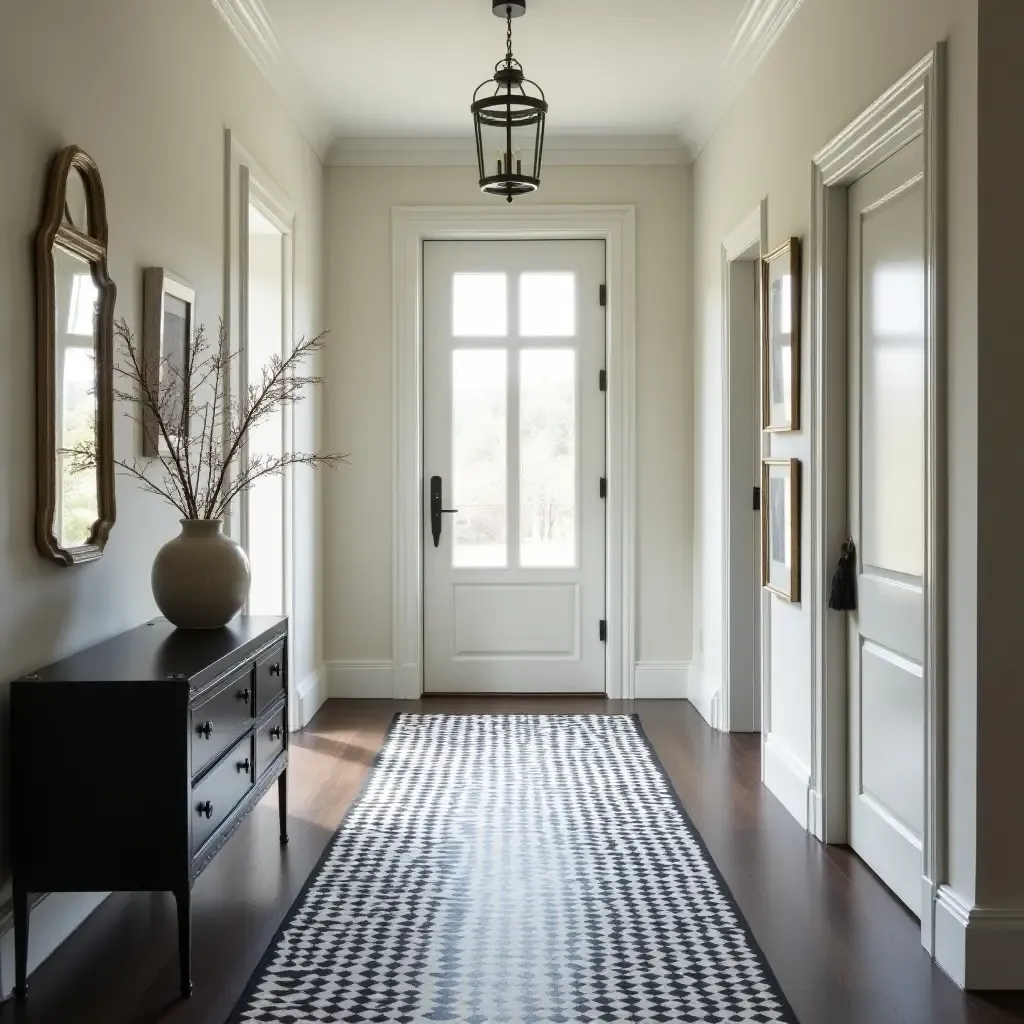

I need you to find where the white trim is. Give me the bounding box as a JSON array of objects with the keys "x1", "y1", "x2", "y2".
[
  {"x1": 0, "y1": 892, "x2": 108, "y2": 998},
  {"x1": 762, "y1": 733, "x2": 812, "y2": 830},
  {"x1": 328, "y1": 135, "x2": 691, "y2": 168},
  {"x1": 225, "y1": 130, "x2": 302, "y2": 731},
  {"x1": 720, "y1": 201, "x2": 769, "y2": 736},
  {"x1": 808, "y1": 48, "x2": 946, "y2": 951},
  {"x1": 294, "y1": 665, "x2": 327, "y2": 729},
  {"x1": 327, "y1": 661, "x2": 395, "y2": 699},
  {"x1": 211, "y1": 0, "x2": 332, "y2": 160},
  {"x1": 392, "y1": 206, "x2": 637, "y2": 701},
  {"x1": 634, "y1": 662, "x2": 690, "y2": 700},
  {"x1": 934, "y1": 887, "x2": 1024, "y2": 990}
]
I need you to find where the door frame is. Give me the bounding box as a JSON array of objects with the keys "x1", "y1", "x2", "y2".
[
  {"x1": 392, "y1": 206, "x2": 636, "y2": 699},
  {"x1": 721, "y1": 201, "x2": 769, "y2": 734},
  {"x1": 225, "y1": 129, "x2": 299, "y2": 729},
  {"x1": 808, "y1": 47, "x2": 946, "y2": 951}
]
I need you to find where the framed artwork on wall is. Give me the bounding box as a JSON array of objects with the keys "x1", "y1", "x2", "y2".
[
  {"x1": 142, "y1": 268, "x2": 195, "y2": 457},
  {"x1": 761, "y1": 458, "x2": 801, "y2": 602},
  {"x1": 761, "y1": 237, "x2": 801, "y2": 432}
]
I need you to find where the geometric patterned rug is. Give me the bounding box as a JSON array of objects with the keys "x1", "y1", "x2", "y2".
[{"x1": 228, "y1": 714, "x2": 798, "y2": 1023}]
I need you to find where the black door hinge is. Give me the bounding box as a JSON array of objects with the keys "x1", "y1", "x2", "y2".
[
  {"x1": 753, "y1": 486, "x2": 761, "y2": 512},
  {"x1": 599, "y1": 620, "x2": 607, "y2": 642},
  {"x1": 599, "y1": 284, "x2": 607, "y2": 307},
  {"x1": 599, "y1": 477, "x2": 607, "y2": 499},
  {"x1": 599, "y1": 369, "x2": 607, "y2": 392}
]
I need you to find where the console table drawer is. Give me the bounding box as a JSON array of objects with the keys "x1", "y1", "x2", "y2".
[
  {"x1": 191, "y1": 666, "x2": 255, "y2": 775},
  {"x1": 256, "y1": 705, "x2": 287, "y2": 779},
  {"x1": 255, "y1": 643, "x2": 285, "y2": 715},
  {"x1": 192, "y1": 734, "x2": 254, "y2": 855}
]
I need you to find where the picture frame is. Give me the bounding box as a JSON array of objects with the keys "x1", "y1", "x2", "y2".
[
  {"x1": 142, "y1": 268, "x2": 195, "y2": 457},
  {"x1": 761, "y1": 237, "x2": 801, "y2": 432},
  {"x1": 761, "y1": 458, "x2": 801, "y2": 602}
]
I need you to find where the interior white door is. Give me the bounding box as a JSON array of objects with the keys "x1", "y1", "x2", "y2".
[
  {"x1": 847, "y1": 136, "x2": 926, "y2": 916},
  {"x1": 423, "y1": 240, "x2": 606, "y2": 693}
]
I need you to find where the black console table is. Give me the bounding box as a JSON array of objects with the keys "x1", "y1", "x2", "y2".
[{"x1": 10, "y1": 615, "x2": 289, "y2": 998}]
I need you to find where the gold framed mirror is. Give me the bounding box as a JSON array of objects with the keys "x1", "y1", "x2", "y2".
[{"x1": 35, "y1": 146, "x2": 117, "y2": 565}]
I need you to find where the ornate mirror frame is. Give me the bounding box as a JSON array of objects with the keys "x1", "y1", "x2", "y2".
[{"x1": 36, "y1": 146, "x2": 117, "y2": 565}]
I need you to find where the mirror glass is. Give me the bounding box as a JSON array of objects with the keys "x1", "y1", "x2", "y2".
[
  {"x1": 52, "y1": 244, "x2": 100, "y2": 550},
  {"x1": 63, "y1": 168, "x2": 90, "y2": 234}
]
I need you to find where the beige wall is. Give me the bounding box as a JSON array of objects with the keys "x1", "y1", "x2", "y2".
[
  {"x1": 0, "y1": 0, "x2": 324, "y2": 914},
  {"x1": 325, "y1": 165, "x2": 692, "y2": 671},
  {"x1": 692, "y1": 0, "x2": 978, "y2": 909}
]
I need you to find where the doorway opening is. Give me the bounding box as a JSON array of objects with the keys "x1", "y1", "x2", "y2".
[
  {"x1": 391, "y1": 206, "x2": 636, "y2": 700},
  {"x1": 244, "y1": 203, "x2": 289, "y2": 618},
  {"x1": 722, "y1": 202, "x2": 768, "y2": 736}
]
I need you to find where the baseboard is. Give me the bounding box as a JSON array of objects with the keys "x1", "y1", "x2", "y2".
[
  {"x1": 762, "y1": 732, "x2": 812, "y2": 830},
  {"x1": 294, "y1": 664, "x2": 327, "y2": 728},
  {"x1": 633, "y1": 662, "x2": 690, "y2": 699},
  {"x1": 685, "y1": 666, "x2": 720, "y2": 728},
  {"x1": 934, "y1": 885, "x2": 1024, "y2": 989},
  {"x1": 0, "y1": 891, "x2": 108, "y2": 997},
  {"x1": 326, "y1": 660, "x2": 394, "y2": 698}
]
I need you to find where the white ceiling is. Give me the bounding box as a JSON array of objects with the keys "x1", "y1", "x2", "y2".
[{"x1": 214, "y1": 0, "x2": 805, "y2": 163}]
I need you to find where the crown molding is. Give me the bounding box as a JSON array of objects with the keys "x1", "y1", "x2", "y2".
[
  {"x1": 214, "y1": 0, "x2": 801, "y2": 167},
  {"x1": 688, "y1": 0, "x2": 805, "y2": 152},
  {"x1": 211, "y1": 0, "x2": 333, "y2": 161},
  {"x1": 328, "y1": 134, "x2": 692, "y2": 168}
]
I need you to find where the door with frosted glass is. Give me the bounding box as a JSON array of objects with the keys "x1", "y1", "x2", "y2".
[{"x1": 423, "y1": 240, "x2": 606, "y2": 693}]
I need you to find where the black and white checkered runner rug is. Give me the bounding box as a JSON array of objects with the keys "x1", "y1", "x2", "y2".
[{"x1": 230, "y1": 714, "x2": 798, "y2": 1023}]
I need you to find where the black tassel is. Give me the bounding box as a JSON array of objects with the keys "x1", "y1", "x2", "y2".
[{"x1": 828, "y1": 538, "x2": 857, "y2": 611}]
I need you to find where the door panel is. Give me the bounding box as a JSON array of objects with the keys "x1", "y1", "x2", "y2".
[
  {"x1": 848, "y1": 136, "x2": 926, "y2": 917},
  {"x1": 424, "y1": 240, "x2": 606, "y2": 693}
]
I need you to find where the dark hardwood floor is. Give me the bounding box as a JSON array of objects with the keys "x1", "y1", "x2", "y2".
[{"x1": 2, "y1": 697, "x2": 1022, "y2": 1024}]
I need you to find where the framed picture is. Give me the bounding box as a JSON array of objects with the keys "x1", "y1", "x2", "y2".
[
  {"x1": 761, "y1": 458, "x2": 800, "y2": 602},
  {"x1": 761, "y1": 237, "x2": 801, "y2": 432},
  {"x1": 142, "y1": 268, "x2": 195, "y2": 457}
]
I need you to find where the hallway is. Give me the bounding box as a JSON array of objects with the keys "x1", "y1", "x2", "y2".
[{"x1": 3, "y1": 699, "x2": 1021, "y2": 1024}]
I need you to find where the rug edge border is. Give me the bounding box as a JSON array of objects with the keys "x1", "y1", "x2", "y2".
[{"x1": 627, "y1": 712, "x2": 802, "y2": 1024}]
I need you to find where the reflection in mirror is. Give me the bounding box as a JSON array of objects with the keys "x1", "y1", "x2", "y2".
[
  {"x1": 63, "y1": 168, "x2": 90, "y2": 234},
  {"x1": 52, "y1": 245, "x2": 100, "y2": 550}
]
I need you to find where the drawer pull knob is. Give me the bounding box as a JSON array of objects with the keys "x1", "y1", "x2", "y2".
[
  {"x1": 196, "y1": 721, "x2": 213, "y2": 739},
  {"x1": 269, "y1": 726, "x2": 283, "y2": 740},
  {"x1": 238, "y1": 688, "x2": 251, "y2": 705},
  {"x1": 269, "y1": 663, "x2": 282, "y2": 677},
  {"x1": 237, "y1": 758, "x2": 251, "y2": 774},
  {"x1": 197, "y1": 801, "x2": 214, "y2": 819}
]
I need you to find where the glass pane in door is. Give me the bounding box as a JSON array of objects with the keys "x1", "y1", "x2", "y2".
[
  {"x1": 520, "y1": 349, "x2": 576, "y2": 567},
  {"x1": 452, "y1": 349, "x2": 507, "y2": 567},
  {"x1": 519, "y1": 272, "x2": 576, "y2": 336},
  {"x1": 453, "y1": 273, "x2": 507, "y2": 337}
]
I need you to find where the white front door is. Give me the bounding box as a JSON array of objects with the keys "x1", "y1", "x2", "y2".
[
  {"x1": 423, "y1": 240, "x2": 607, "y2": 693},
  {"x1": 847, "y1": 136, "x2": 926, "y2": 916}
]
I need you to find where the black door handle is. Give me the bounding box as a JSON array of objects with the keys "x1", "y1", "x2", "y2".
[{"x1": 430, "y1": 475, "x2": 458, "y2": 548}]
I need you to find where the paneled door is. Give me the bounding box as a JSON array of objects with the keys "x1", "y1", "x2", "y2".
[
  {"x1": 847, "y1": 136, "x2": 926, "y2": 916},
  {"x1": 423, "y1": 240, "x2": 606, "y2": 693}
]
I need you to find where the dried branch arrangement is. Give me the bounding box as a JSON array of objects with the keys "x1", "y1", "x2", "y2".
[{"x1": 67, "y1": 317, "x2": 345, "y2": 520}]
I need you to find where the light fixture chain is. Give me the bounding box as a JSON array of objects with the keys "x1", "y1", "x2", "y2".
[{"x1": 506, "y1": 7, "x2": 513, "y2": 65}]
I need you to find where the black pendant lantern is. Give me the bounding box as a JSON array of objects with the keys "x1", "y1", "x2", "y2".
[{"x1": 472, "y1": 0, "x2": 547, "y2": 203}]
